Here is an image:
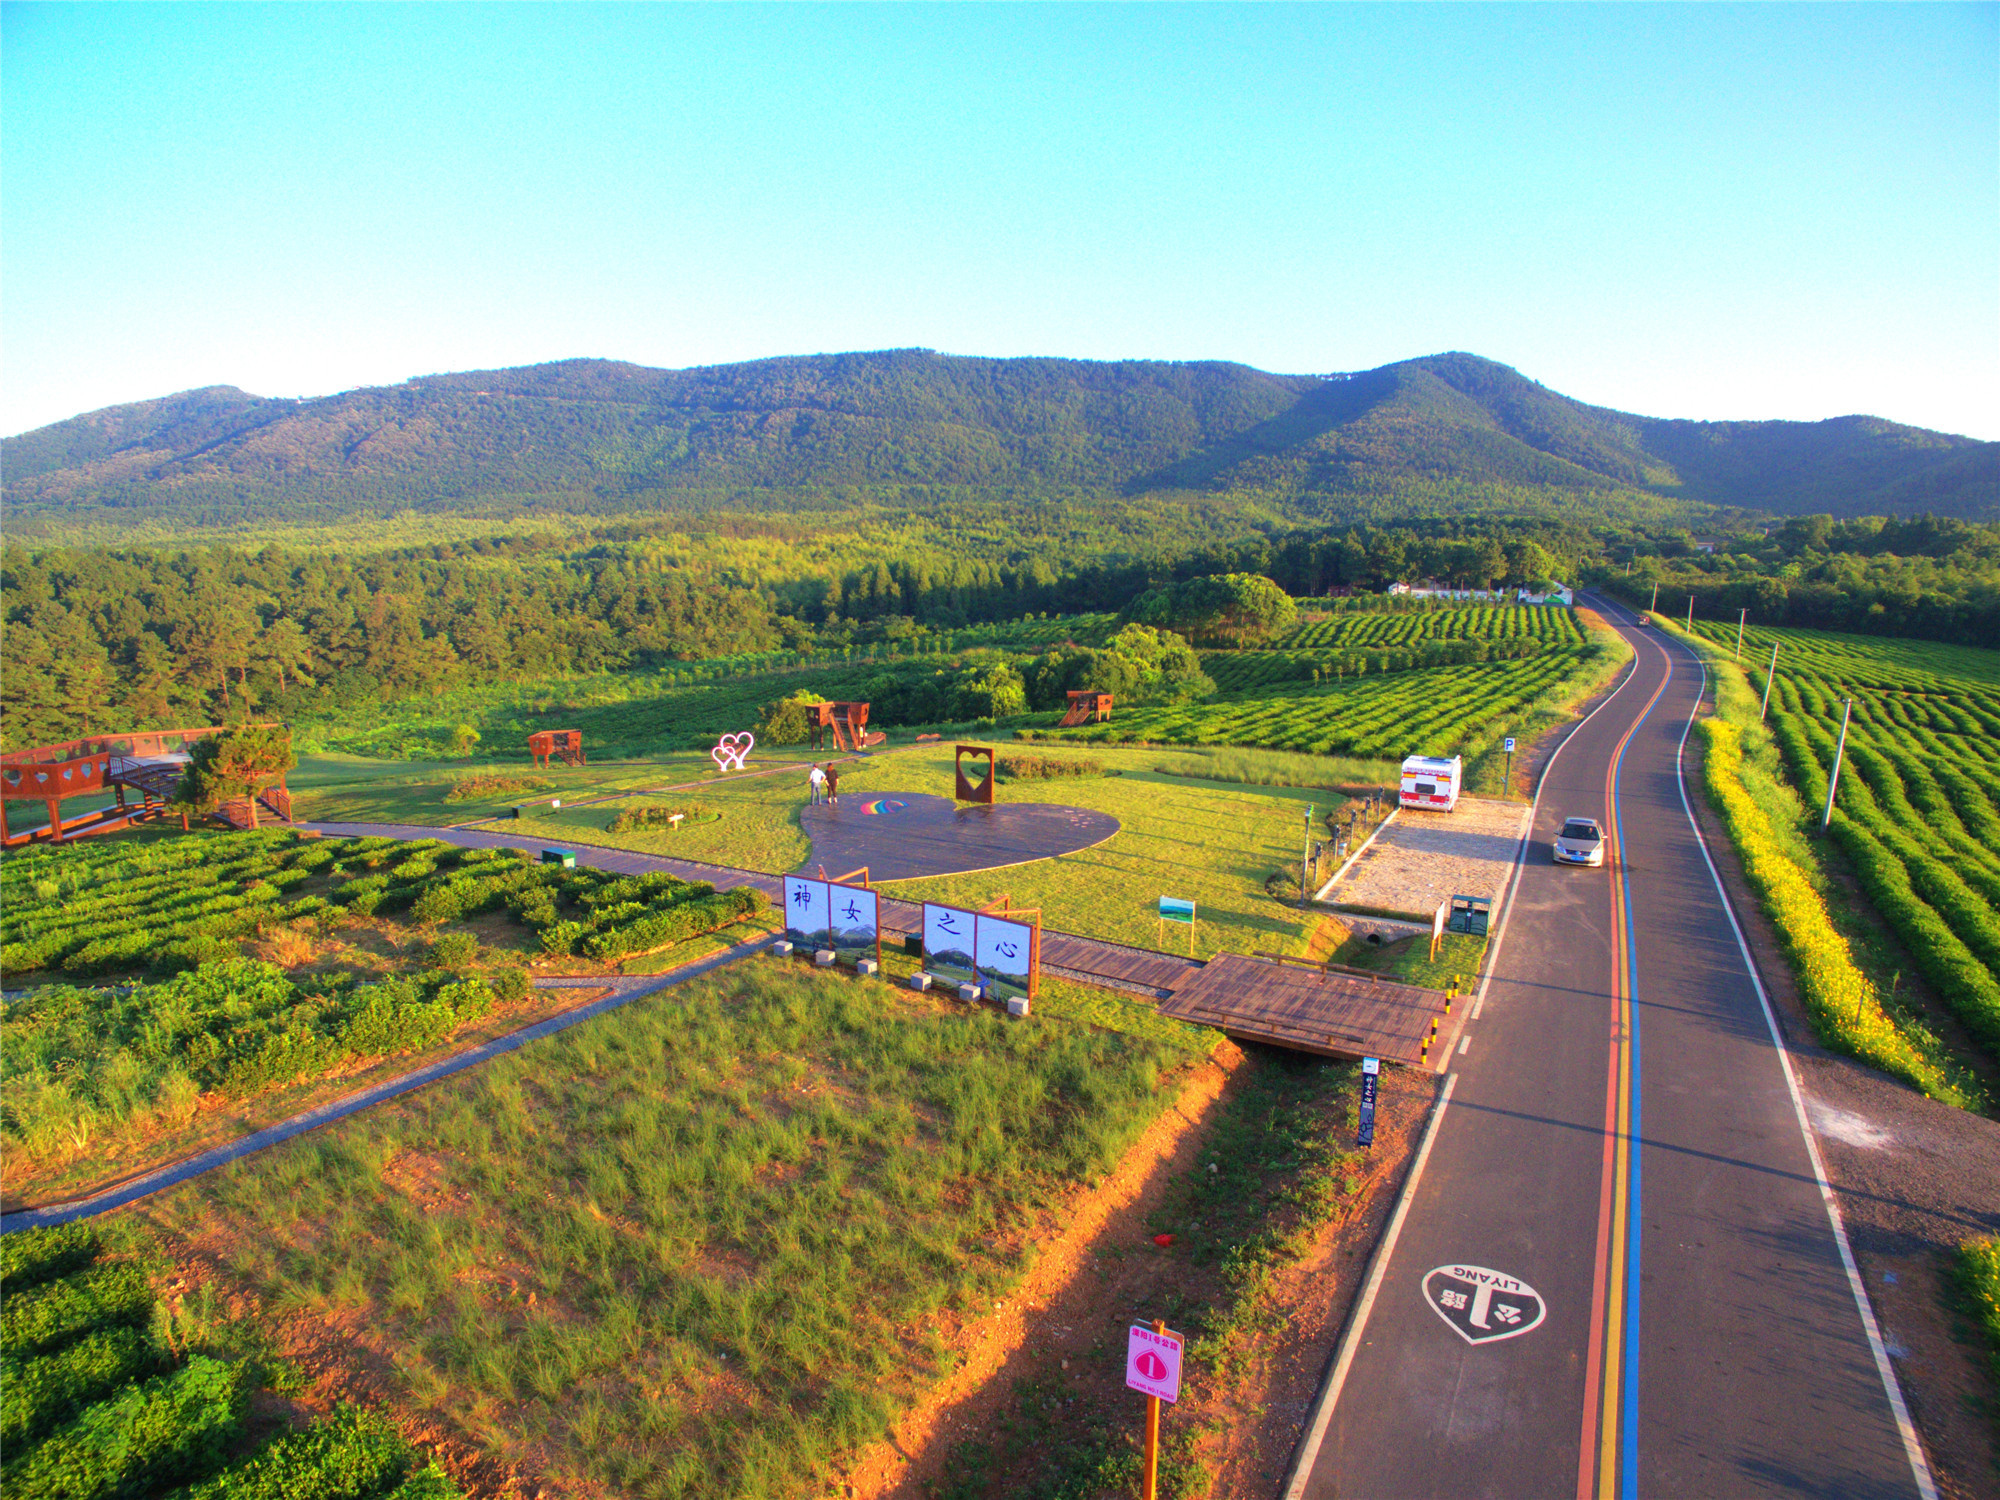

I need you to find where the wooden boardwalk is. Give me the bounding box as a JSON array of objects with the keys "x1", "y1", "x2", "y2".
[
  {"x1": 1157, "y1": 952, "x2": 1451, "y2": 1066},
  {"x1": 307, "y1": 822, "x2": 1448, "y2": 1059}
]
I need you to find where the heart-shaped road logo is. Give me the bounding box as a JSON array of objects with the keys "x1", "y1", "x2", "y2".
[{"x1": 1422, "y1": 1265, "x2": 1546, "y2": 1345}]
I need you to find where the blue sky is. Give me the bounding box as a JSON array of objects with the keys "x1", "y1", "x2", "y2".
[{"x1": 4, "y1": 2, "x2": 1995, "y2": 439}]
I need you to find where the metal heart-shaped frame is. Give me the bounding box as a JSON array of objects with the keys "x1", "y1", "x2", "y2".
[{"x1": 711, "y1": 731, "x2": 756, "y2": 773}]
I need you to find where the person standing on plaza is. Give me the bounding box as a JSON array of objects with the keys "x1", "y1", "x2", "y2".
[
  {"x1": 824, "y1": 762, "x2": 841, "y2": 807},
  {"x1": 807, "y1": 763, "x2": 827, "y2": 806}
]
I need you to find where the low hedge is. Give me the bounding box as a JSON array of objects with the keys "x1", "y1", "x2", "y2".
[
  {"x1": 1955, "y1": 1236, "x2": 2000, "y2": 1393},
  {"x1": 1, "y1": 1263, "x2": 156, "y2": 1359},
  {"x1": 578, "y1": 887, "x2": 766, "y2": 960},
  {"x1": 1, "y1": 1356, "x2": 244, "y2": 1500},
  {"x1": 180, "y1": 1403, "x2": 415, "y2": 1499},
  {"x1": 0, "y1": 1325, "x2": 165, "y2": 1449},
  {"x1": 996, "y1": 753, "x2": 1104, "y2": 780},
  {"x1": 0, "y1": 1223, "x2": 99, "y2": 1292}
]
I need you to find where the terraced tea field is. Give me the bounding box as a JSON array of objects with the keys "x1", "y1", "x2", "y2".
[
  {"x1": 1280, "y1": 603, "x2": 1585, "y2": 650},
  {"x1": 1049, "y1": 648, "x2": 1590, "y2": 758},
  {"x1": 1692, "y1": 621, "x2": 2000, "y2": 1065}
]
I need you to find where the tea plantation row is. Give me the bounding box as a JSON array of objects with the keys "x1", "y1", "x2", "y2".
[{"x1": 1, "y1": 1223, "x2": 457, "y2": 1500}]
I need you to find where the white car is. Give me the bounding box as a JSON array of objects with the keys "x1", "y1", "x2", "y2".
[{"x1": 1553, "y1": 816, "x2": 1606, "y2": 867}]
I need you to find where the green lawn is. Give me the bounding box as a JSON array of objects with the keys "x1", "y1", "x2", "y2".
[
  {"x1": 138, "y1": 960, "x2": 1204, "y2": 1499},
  {"x1": 290, "y1": 742, "x2": 1356, "y2": 962}
]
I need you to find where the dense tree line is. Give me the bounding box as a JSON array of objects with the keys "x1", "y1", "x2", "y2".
[
  {"x1": 1592, "y1": 514, "x2": 2000, "y2": 646},
  {"x1": 5, "y1": 510, "x2": 1995, "y2": 749}
]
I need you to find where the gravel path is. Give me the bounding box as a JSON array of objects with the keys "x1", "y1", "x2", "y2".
[{"x1": 1328, "y1": 795, "x2": 1530, "y2": 915}]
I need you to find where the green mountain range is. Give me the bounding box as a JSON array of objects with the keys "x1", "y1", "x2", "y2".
[{"x1": 6, "y1": 350, "x2": 1993, "y2": 530}]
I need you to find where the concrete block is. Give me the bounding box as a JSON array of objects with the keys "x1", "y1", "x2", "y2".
[
  {"x1": 909, "y1": 972, "x2": 932, "y2": 991},
  {"x1": 814, "y1": 950, "x2": 837, "y2": 967},
  {"x1": 958, "y1": 983, "x2": 981, "y2": 1003},
  {"x1": 855, "y1": 959, "x2": 879, "y2": 977},
  {"x1": 1007, "y1": 996, "x2": 1031, "y2": 1018},
  {"x1": 770, "y1": 940, "x2": 794, "y2": 956}
]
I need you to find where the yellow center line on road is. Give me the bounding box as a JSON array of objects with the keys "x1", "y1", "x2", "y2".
[{"x1": 1578, "y1": 629, "x2": 1671, "y2": 1500}]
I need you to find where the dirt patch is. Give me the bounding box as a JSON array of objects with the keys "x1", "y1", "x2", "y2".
[
  {"x1": 146, "y1": 1235, "x2": 534, "y2": 1499},
  {"x1": 1682, "y1": 727, "x2": 2000, "y2": 1500},
  {"x1": 1328, "y1": 796, "x2": 1527, "y2": 917},
  {"x1": 842, "y1": 1041, "x2": 1248, "y2": 1497},
  {"x1": 840, "y1": 1050, "x2": 1442, "y2": 1500}
]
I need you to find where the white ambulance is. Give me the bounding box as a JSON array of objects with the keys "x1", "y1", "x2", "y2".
[{"x1": 1399, "y1": 754, "x2": 1463, "y2": 812}]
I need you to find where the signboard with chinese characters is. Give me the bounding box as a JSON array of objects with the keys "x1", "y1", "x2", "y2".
[
  {"x1": 975, "y1": 912, "x2": 1037, "y2": 1005},
  {"x1": 923, "y1": 903, "x2": 978, "y2": 988},
  {"x1": 782, "y1": 876, "x2": 831, "y2": 951},
  {"x1": 826, "y1": 883, "x2": 879, "y2": 966},
  {"x1": 922, "y1": 902, "x2": 1041, "y2": 1000},
  {"x1": 784, "y1": 875, "x2": 879, "y2": 965}
]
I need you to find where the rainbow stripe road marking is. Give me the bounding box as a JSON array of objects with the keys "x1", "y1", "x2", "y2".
[
  {"x1": 1578, "y1": 637, "x2": 1671, "y2": 1500},
  {"x1": 855, "y1": 798, "x2": 908, "y2": 816}
]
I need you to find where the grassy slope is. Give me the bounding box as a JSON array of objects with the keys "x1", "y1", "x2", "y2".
[{"x1": 138, "y1": 961, "x2": 1205, "y2": 1498}]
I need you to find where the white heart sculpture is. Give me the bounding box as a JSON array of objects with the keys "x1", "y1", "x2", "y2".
[{"x1": 711, "y1": 731, "x2": 756, "y2": 773}]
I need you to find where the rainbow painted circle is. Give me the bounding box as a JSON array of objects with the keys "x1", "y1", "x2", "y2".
[{"x1": 856, "y1": 798, "x2": 909, "y2": 816}]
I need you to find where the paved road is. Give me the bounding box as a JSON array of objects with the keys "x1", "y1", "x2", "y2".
[{"x1": 1292, "y1": 601, "x2": 1933, "y2": 1498}]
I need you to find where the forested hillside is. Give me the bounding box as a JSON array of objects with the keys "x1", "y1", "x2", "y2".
[
  {"x1": 8, "y1": 510, "x2": 1996, "y2": 750},
  {"x1": 7, "y1": 350, "x2": 1992, "y2": 535}
]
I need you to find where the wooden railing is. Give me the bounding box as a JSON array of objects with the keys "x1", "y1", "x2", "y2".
[{"x1": 0, "y1": 723, "x2": 282, "y2": 768}]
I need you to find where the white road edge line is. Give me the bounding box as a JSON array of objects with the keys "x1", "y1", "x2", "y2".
[
  {"x1": 1458, "y1": 1033, "x2": 1471, "y2": 1055},
  {"x1": 1662, "y1": 632, "x2": 1939, "y2": 1500},
  {"x1": 1280, "y1": 604, "x2": 1642, "y2": 1496},
  {"x1": 1279, "y1": 1072, "x2": 1458, "y2": 1500}
]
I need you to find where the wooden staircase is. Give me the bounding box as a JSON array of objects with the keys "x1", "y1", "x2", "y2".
[{"x1": 217, "y1": 787, "x2": 292, "y2": 830}]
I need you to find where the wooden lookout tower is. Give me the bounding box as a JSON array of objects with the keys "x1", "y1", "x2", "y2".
[
  {"x1": 528, "y1": 729, "x2": 586, "y2": 768},
  {"x1": 1058, "y1": 690, "x2": 1113, "y2": 727}
]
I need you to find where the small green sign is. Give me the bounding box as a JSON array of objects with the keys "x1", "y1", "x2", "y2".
[{"x1": 1159, "y1": 896, "x2": 1196, "y2": 924}]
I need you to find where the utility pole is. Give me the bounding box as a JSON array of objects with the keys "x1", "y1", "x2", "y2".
[
  {"x1": 1303, "y1": 805, "x2": 1315, "y2": 900},
  {"x1": 1760, "y1": 641, "x2": 1779, "y2": 720},
  {"x1": 1821, "y1": 697, "x2": 1852, "y2": 832},
  {"x1": 1649, "y1": 581, "x2": 1659, "y2": 615},
  {"x1": 1735, "y1": 608, "x2": 1747, "y2": 661},
  {"x1": 1686, "y1": 595, "x2": 1694, "y2": 631}
]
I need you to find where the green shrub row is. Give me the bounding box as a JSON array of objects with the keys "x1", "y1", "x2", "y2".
[
  {"x1": 180, "y1": 1402, "x2": 428, "y2": 1500},
  {"x1": 607, "y1": 802, "x2": 713, "y2": 833},
  {"x1": 1955, "y1": 1236, "x2": 2000, "y2": 1393},
  {"x1": 1701, "y1": 721, "x2": 1973, "y2": 1105},
  {"x1": 995, "y1": 753, "x2": 1103, "y2": 780},
  {"x1": 1, "y1": 1355, "x2": 245, "y2": 1500},
  {"x1": 1828, "y1": 815, "x2": 2000, "y2": 1057},
  {"x1": 0, "y1": 1325, "x2": 164, "y2": 1448},
  {"x1": 577, "y1": 886, "x2": 767, "y2": 960},
  {"x1": 1, "y1": 1263, "x2": 155, "y2": 1358},
  {"x1": 0, "y1": 1227, "x2": 466, "y2": 1500},
  {"x1": 0, "y1": 1222, "x2": 99, "y2": 1292}
]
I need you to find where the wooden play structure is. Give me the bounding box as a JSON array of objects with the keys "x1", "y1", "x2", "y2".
[
  {"x1": 1059, "y1": 690, "x2": 1113, "y2": 727},
  {"x1": 0, "y1": 723, "x2": 291, "y2": 846},
  {"x1": 528, "y1": 729, "x2": 586, "y2": 768},
  {"x1": 811, "y1": 702, "x2": 886, "y2": 753}
]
